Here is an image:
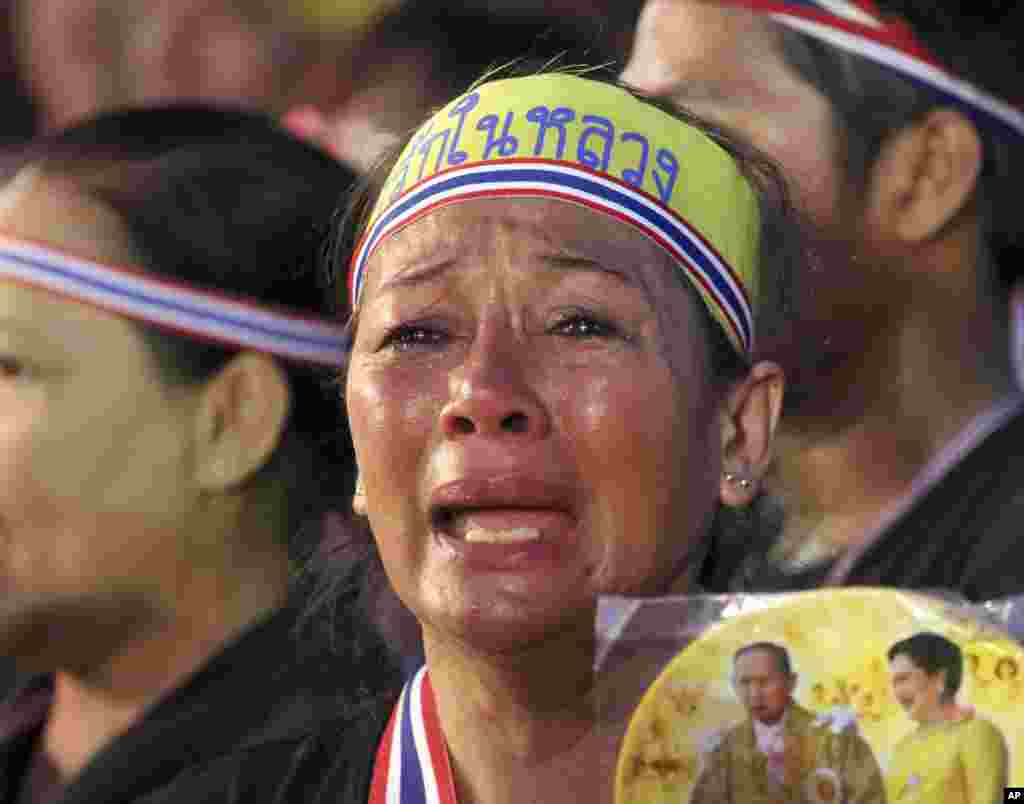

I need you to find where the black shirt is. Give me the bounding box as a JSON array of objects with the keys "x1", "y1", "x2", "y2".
[
  {"x1": 0, "y1": 604, "x2": 396, "y2": 804},
  {"x1": 723, "y1": 407, "x2": 1024, "y2": 601}
]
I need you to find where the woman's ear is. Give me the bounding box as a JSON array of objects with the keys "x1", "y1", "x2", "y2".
[
  {"x1": 719, "y1": 360, "x2": 784, "y2": 507},
  {"x1": 193, "y1": 352, "x2": 292, "y2": 492}
]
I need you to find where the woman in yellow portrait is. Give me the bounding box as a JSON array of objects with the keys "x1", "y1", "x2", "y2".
[{"x1": 886, "y1": 633, "x2": 1008, "y2": 804}]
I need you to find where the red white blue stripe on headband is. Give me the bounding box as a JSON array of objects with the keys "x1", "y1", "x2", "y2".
[
  {"x1": 350, "y1": 158, "x2": 754, "y2": 354},
  {"x1": 369, "y1": 668, "x2": 458, "y2": 804},
  {"x1": 723, "y1": 0, "x2": 1024, "y2": 141},
  {"x1": 0, "y1": 237, "x2": 348, "y2": 367}
]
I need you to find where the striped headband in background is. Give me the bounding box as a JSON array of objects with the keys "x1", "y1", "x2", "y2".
[
  {"x1": 719, "y1": 0, "x2": 1024, "y2": 142},
  {"x1": 348, "y1": 73, "x2": 761, "y2": 356},
  {"x1": 0, "y1": 237, "x2": 348, "y2": 367}
]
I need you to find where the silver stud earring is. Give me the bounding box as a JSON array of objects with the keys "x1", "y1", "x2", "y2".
[
  {"x1": 353, "y1": 472, "x2": 367, "y2": 516},
  {"x1": 724, "y1": 470, "x2": 754, "y2": 490}
]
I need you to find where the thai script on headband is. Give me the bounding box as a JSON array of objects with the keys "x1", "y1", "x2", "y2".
[{"x1": 383, "y1": 91, "x2": 683, "y2": 207}]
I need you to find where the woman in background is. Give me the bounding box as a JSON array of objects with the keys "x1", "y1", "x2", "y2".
[{"x1": 0, "y1": 105, "x2": 398, "y2": 803}]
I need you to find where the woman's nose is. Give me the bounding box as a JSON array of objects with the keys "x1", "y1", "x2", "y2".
[{"x1": 440, "y1": 338, "x2": 549, "y2": 441}]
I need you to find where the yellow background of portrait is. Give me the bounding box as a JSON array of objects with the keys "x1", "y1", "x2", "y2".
[{"x1": 615, "y1": 588, "x2": 1023, "y2": 804}]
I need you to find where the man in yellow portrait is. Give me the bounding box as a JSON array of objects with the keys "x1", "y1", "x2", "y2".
[{"x1": 691, "y1": 642, "x2": 886, "y2": 803}]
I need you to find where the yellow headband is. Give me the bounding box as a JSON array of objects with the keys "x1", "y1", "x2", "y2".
[{"x1": 350, "y1": 73, "x2": 760, "y2": 354}]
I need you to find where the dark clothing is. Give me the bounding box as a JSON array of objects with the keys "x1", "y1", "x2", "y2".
[
  {"x1": 0, "y1": 2, "x2": 37, "y2": 147},
  {"x1": 0, "y1": 605, "x2": 394, "y2": 804},
  {"x1": 716, "y1": 407, "x2": 1024, "y2": 602}
]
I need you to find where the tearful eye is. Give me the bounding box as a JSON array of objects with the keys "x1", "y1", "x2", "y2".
[
  {"x1": 550, "y1": 312, "x2": 621, "y2": 340},
  {"x1": 380, "y1": 324, "x2": 448, "y2": 352}
]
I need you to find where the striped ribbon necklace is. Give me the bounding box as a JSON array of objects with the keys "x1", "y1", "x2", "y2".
[{"x1": 369, "y1": 668, "x2": 459, "y2": 804}]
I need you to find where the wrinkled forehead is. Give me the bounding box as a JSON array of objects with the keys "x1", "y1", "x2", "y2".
[
  {"x1": 357, "y1": 197, "x2": 716, "y2": 385},
  {"x1": 356, "y1": 197, "x2": 715, "y2": 360},
  {"x1": 363, "y1": 197, "x2": 677, "y2": 289}
]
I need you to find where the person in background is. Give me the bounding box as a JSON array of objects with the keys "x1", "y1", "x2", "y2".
[
  {"x1": 0, "y1": 105, "x2": 398, "y2": 803},
  {"x1": 692, "y1": 642, "x2": 883, "y2": 804},
  {"x1": 12, "y1": 0, "x2": 359, "y2": 131},
  {"x1": 623, "y1": 0, "x2": 1024, "y2": 598},
  {"x1": 285, "y1": 2, "x2": 621, "y2": 170},
  {"x1": 886, "y1": 633, "x2": 1008, "y2": 803}
]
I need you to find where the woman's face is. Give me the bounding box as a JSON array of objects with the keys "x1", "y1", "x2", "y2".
[
  {"x1": 347, "y1": 199, "x2": 727, "y2": 649},
  {"x1": 0, "y1": 171, "x2": 201, "y2": 662},
  {"x1": 889, "y1": 654, "x2": 947, "y2": 723}
]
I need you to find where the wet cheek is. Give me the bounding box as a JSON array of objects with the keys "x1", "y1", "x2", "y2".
[
  {"x1": 347, "y1": 367, "x2": 441, "y2": 468},
  {"x1": 569, "y1": 375, "x2": 612, "y2": 424},
  {"x1": 559, "y1": 378, "x2": 676, "y2": 591},
  {"x1": 346, "y1": 366, "x2": 443, "y2": 589},
  {"x1": 562, "y1": 377, "x2": 644, "y2": 473}
]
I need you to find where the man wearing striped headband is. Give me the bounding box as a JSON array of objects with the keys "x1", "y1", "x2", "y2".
[
  {"x1": 625, "y1": 0, "x2": 1024, "y2": 598},
  {"x1": 343, "y1": 71, "x2": 801, "y2": 804}
]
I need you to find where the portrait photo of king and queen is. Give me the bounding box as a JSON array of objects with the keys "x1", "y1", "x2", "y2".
[{"x1": 688, "y1": 634, "x2": 1010, "y2": 804}]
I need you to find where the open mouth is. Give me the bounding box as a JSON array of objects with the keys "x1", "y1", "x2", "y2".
[
  {"x1": 430, "y1": 506, "x2": 568, "y2": 545},
  {"x1": 426, "y1": 476, "x2": 579, "y2": 570},
  {"x1": 464, "y1": 526, "x2": 539, "y2": 544}
]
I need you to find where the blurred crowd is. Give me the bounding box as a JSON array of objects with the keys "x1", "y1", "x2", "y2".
[{"x1": 0, "y1": 0, "x2": 643, "y2": 152}]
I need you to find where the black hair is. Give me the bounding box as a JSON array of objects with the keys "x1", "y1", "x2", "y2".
[
  {"x1": 345, "y1": 3, "x2": 621, "y2": 119},
  {"x1": 734, "y1": 642, "x2": 794, "y2": 676},
  {"x1": 25, "y1": 104, "x2": 357, "y2": 562},
  {"x1": 775, "y1": 1, "x2": 1023, "y2": 295},
  {"x1": 888, "y1": 632, "x2": 963, "y2": 699},
  {"x1": 0, "y1": 4, "x2": 36, "y2": 147}
]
